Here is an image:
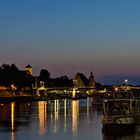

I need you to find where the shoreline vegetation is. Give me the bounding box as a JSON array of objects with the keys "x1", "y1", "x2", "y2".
[
  {"x1": 0, "y1": 63, "x2": 101, "y2": 102},
  {"x1": 0, "y1": 63, "x2": 73, "y2": 90},
  {"x1": 0, "y1": 63, "x2": 140, "y2": 103}
]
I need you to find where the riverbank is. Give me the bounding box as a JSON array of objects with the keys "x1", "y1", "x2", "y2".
[
  {"x1": 0, "y1": 93, "x2": 88, "y2": 103},
  {"x1": 0, "y1": 95, "x2": 38, "y2": 102}
]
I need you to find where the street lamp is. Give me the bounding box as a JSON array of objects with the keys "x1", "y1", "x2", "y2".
[{"x1": 125, "y1": 79, "x2": 128, "y2": 85}]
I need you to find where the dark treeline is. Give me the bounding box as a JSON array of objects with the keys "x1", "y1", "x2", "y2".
[
  {"x1": 0, "y1": 64, "x2": 73, "y2": 90},
  {"x1": 38, "y1": 69, "x2": 73, "y2": 87},
  {"x1": 0, "y1": 64, "x2": 33, "y2": 89}
]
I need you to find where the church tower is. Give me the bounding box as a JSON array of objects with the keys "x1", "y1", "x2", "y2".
[
  {"x1": 89, "y1": 72, "x2": 96, "y2": 88},
  {"x1": 25, "y1": 64, "x2": 32, "y2": 75}
]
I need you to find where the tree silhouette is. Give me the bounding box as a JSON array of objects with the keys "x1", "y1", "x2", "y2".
[
  {"x1": 51, "y1": 75, "x2": 73, "y2": 87},
  {"x1": 0, "y1": 64, "x2": 34, "y2": 89},
  {"x1": 39, "y1": 69, "x2": 50, "y2": 86}
]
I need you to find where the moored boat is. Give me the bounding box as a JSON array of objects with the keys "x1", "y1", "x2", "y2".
[{"x1": 102, "y1": 99, "x2": 136, "y2": 134}]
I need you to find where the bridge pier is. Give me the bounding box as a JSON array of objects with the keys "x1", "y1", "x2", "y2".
[
  {"x1": 72, "y1": 88, "x2": 76, "y2": 99},
  {"x1": 36, "y1": 88, "x2": 40, "y2": 96}
]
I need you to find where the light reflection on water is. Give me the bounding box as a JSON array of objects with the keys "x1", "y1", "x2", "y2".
[
  {"x1": 11, "y1": 102, "x2": 15, "y2": 132},
  {"x1": 71, "y1": 100, "x2": 79, "y2": 136},
  {"x1": 38, "y1": 101, "x2": 47, "y2": 135},
  {"x1": 11, "y1": 102, "x2": 15, "y2": 140},
  {"x1": 0, "y1": 98, "x2": 139, "y2": 140}
]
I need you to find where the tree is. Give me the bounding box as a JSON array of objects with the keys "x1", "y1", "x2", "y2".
[
  {"x1": 51, "y1": 75, "x2": 73, "y2": 87},
  {"x1": 0, "y1": 64, "x2": 34, "y2": 89},
  {"x1": 39, "y1": 69, "x2": 50, "y2": 85}
]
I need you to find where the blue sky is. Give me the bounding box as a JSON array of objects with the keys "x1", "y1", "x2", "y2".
[{"x1": 0, "y1": 0, "x2": 140, "y2": 84}]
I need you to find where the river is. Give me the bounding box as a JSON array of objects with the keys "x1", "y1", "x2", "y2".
[{"x1": 0, "y1": 98, "x2": 139, "y2": 140}]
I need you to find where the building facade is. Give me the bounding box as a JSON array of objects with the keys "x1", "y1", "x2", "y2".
[{"x1": 73, "y1": 72, "x2": 96, "y2": 88}]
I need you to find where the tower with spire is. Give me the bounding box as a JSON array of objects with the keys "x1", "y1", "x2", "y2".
[{"x1": 89, "y1": 72, "x2": 96, "y2": 88}]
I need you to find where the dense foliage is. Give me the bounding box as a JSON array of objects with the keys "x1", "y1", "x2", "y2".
[
  {"x1": 0, "y1": 64, "x2": 73, "y2": 89},
  {"x1": 38, "y1": 69, "x2": 73, "y2": 87},
  {"x1": 0, "y1": 64, "x2": 34, "y2": 89}
]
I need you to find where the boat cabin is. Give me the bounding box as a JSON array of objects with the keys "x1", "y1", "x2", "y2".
[{"x1": 103, "y1": 99, "x2": 135, "y2": 116}]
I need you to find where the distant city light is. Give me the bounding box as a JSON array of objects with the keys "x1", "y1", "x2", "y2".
[{"x1": 125, "y1": 79, "x2": 128, "y2": 85}]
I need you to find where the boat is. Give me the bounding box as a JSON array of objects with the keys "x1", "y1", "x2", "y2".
[
  {"x1": 92, "y1": 92, "x2": 107, "y2": 105},
  {"x1": 102, "y1": 99, "x2": 136, "y2": 134}
]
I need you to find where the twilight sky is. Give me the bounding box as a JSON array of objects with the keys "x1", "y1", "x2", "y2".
[{"x1": 0, "y1": 0, "x2": 140, "y2": 84}]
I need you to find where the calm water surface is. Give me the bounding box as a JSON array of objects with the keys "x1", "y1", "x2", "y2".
[{"x1": 0, "y1": 98, "x2": 139, "y2": 140}]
